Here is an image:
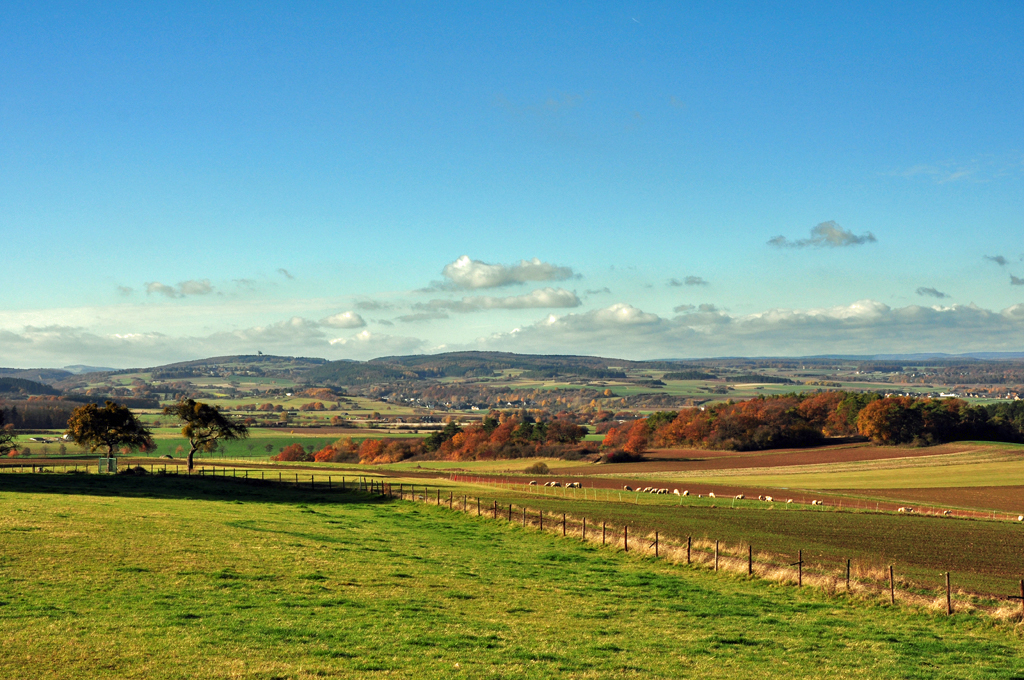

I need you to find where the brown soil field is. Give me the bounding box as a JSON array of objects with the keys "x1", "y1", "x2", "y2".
[
  {"x1": 841, "y1": 486, "x2": 1024, "y2": 515},
  {"x1": 558, "y1": 442, "x2": 982, "y2": 476}
]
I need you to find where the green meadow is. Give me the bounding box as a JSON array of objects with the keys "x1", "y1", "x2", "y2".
[{"x1": 2, "y1": 474, "x2": 1023, "y2": 679}]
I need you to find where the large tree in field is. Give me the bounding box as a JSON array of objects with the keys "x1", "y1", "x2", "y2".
[
  {"x1": 65, "y1": 401, "x2": 154, "y2": 456},
  {"x1": 0, "y1": 410, "x2": 15, "y2": 456},
  {"x1": 164, "y1": 398, "x2": 249, "y2": 472}
]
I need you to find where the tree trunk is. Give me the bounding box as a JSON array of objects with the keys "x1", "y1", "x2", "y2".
[{"x1": 187, "y1": 444, "x2": 198, "y2": 472}]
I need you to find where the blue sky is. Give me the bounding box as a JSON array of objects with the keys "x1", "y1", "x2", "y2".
[{"x1": 2, "y1": 2, "x2": 1023, "y2": 367}]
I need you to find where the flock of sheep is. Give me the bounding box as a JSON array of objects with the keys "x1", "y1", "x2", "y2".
[{"x1": 527, "y1": 479, "x2": 1023, "y2": 519}]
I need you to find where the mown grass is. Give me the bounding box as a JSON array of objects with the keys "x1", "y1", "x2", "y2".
[{"x1": 1, "y1": 475, "x2": 1023, "y2": 679}]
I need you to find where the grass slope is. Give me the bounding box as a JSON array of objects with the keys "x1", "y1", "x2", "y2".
[{"x1": 1, "y1": 476, "x2": 1022, "y2": 679}]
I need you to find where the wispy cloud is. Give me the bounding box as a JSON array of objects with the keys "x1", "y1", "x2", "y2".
[
  {"x1": 396, "y1": 311, "x2": 449, "y2": 323},
  {"x1": 985, "y1": 255, "x2": 1008, "y2": 266},
  {"x1": 355, "y1": 300, "x2": 393, "y2": 311},
  {"x1": 669, "y1": 276, "x2": 709, "y2": 287},
  {"x1": 1012, "y1": 275, "x2": 1024, "y2": 286},
  {"x1": 916, "y1": 287, "x2": 949, "y2": 299},
  {"x1": 116, "y1": 286, "x2": 134, "y2": 296},
  {"x1": 584, "y1": 287, "x2": 611, "y2": 295},
  {"x1": 145, "y1": 280, "x2": 214, "y2": 298},
  {"x1": 415, "y1": 288, "x2": 581, "y2": 313},
  {"x1": 891, "y1": 154, "x2": 1024, "y2": 184},
  {"x1": 277, "y1": 268, "x2": 294, "y2": 280},
  {"x1": 768, "y1": 221, "x2": 877, "y2": 249}
]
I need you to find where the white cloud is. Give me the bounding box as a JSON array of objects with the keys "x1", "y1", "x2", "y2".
[
  {"x1": 178, "y1": 279, "x2": 213, "y2": 296},
  {"x1": 328, "y1": 330, "x2": 426, "y2": 358},
  {"x1": 320, "y1": 311, "x2": 367, "y2": 328},
  {"x1": 145, "y1": 282, "x2": 181, "y2": 298},
  {"x1": 916, "y1": 287, "x2": 949, "y2": 299},
  {"x1": 768, "y1": 221, "x2": 877, "y2": 248},
  {"x1": 437, "y1": 255, "x2": 574, "y2": 290}
]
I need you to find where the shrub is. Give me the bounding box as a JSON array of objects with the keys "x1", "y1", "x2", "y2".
[
  {"x1": 599, "y1": 449, "x2": 643, "y2": 464},
  {"x1": 523, "y1": 461, "x2": 550, "y2": 475}
]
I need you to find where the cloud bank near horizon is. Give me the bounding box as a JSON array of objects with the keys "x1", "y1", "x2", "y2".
[{"x1": 5, "y1": 299, "x2": 1024, "y2": 369}]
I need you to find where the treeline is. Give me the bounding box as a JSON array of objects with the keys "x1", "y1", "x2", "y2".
[
  {"x1": 520, "y1": 367, "x2": 627, "y2": 380},
  {"x1": 0, "y1": 378, "x2": 61, "y2": 396},
  {"x1": 662, "y1": 370, "x2": 717, "y2": 380},
  {"x1": 281, "y1": 413, "x2": 592, "y2": 465},
  {"x1": 728, "y1": 374, "x2": 796, "y2": 384},
  {"x1": 0, "y1": 400, "x2": 81, "y2": 429},
  {"x1": 602, "y1": 392, "x2": 1024, "y2": 453}
]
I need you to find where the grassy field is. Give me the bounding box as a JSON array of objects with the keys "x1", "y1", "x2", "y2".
[{"x1": 2, "y1": 474, "x2": 1023, "y2": 679}]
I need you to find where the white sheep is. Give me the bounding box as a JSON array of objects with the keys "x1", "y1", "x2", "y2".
[
  {"x1": 764, "y1": 496, "x2": 773, "y2": 502},
  {"x1": 734, "y1": 494, "x2": 745, "y2": 500},
  {"x1": 708, "y1": 492, "x2": 716, "y2": 499}
]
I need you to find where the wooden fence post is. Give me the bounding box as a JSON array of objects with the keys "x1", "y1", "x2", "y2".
[
  {"x1": 493, "y1": 500, "x2": 497, "y2": 519},
  {"x1": 748, "y1": 544, "x2": 752, "y2": 576},
  {"x1": 655, "y1": 532, "x2": 659, "y2": 558},
  {"x1": 539, "y1": 510, "x2": 543, "y2": 531},
  {"x1": 788, "y1": 550, "x2": 803, "y2": 586},
  {"x1": 477, "y1": 497, "x2": 480, "y2": 516},
  {"x1": 582, "y1": 517, "x2": 586, "y2": 540},
  {"x1": 523, "y1": 507, "x2": 527, "y2": 527},
  {"x1": 846, "y1": 559, "x2": 851, "y2": 590},
  {"x1": 687, "y1": 536, "x2": 691, "y2": 565},
  {"x1": 946, "y1": 572, "x2": 952, "y2": 615},
  {"x1": 508, "y1": 504, "x2": 512, "y2": 521},
  {"x1": 562, "y1": 513, "x2": 566, "y2": 537},
  {"x1": 624, "y1": 526, "x2": 628, "y2": 552},
  {"x1": 449, "y1": 492, "x2": 453, "y2": 509},
  {"x1": 889, "y1": 565, "x2": 895, "y2": 604},
  {"x1": 715, "y1": 541, "x2": 719, "y2": 572},
  {"x1": 602, "y1": 521, "x2": 606, "y2": 545}
]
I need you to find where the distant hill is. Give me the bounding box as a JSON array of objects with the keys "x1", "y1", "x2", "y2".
[
  {"x1": 63, "y1": 364, "x2": 116, "y2": 375},
  {"x1": 370, "y1": 351, "x2": 641, "y2": 378},
  {"x1": 0, "y1": 368, "x2": 74, "y2": 384}
]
